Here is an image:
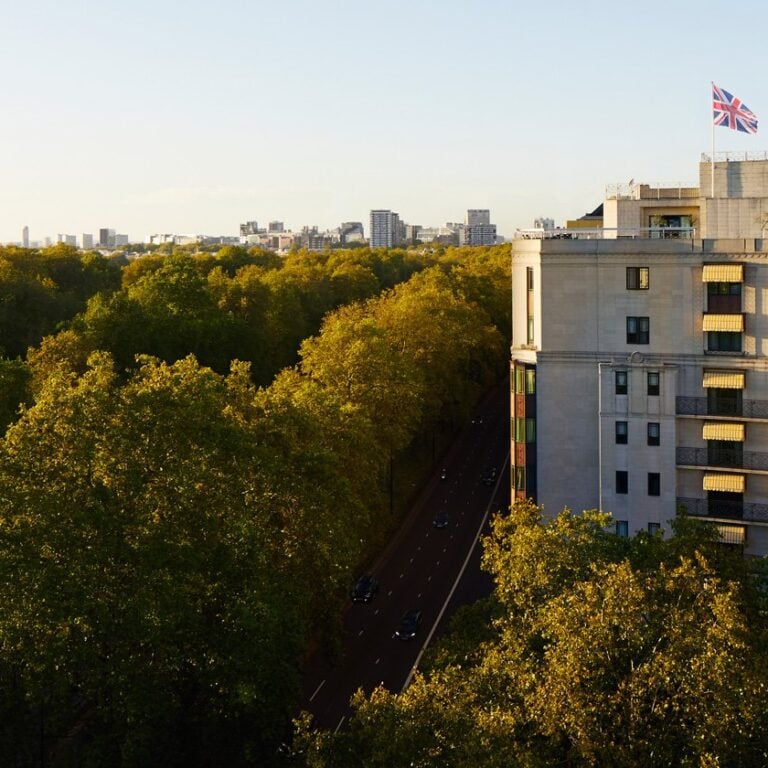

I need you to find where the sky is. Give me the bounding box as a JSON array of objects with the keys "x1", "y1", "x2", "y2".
[{"x1": 1, "y1": 0, "x2": 767, "y2": 244}]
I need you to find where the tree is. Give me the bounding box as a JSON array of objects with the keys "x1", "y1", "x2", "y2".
[{"x1": 296, "y1": 502, "x2": 768, "y2": 767}]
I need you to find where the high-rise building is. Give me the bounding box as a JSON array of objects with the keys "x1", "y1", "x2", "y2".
[
  {"x1": 340, "y1": 222, "x2": 365, "y2": 245},
  {"x1": 510, "y1": 154, "x2": 768, "y2": 556},
  {"x1": 240, "y1": 221, "x2": 260, "y2": 237},
  {"x1": 22, "y1": 226, "x2": 29, "y2": 248},
  {"x1": 81, "y1": 234, "x2": 94, "y2": 250},
  {"x1": 464, "y1": 209, "x2": 497, "y2": 245},
  {"x1": 99, "y1": 228, "x2": 116, "y2": 248},
  {"x1": 369, "y1": 210, "x2": 402, "y2": 248},
  {"x1": 268, "y1": 221, "x2": 285, "y2": 234}
]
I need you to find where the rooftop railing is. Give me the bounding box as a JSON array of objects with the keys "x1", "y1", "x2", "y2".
[
  {"x1": 701, "y1": 151, "x2": 768, "y2": 163},
  {"x1": 514, "y1": 227, "x2": 696, "y2": 240},
  {"x1": 605, "y1": 182, "x2": 699, "y2": 200}
]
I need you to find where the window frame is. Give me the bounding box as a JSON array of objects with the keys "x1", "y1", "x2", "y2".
[
  {"x1": 615, "y1": 520, "x2": 629, "y2": 538},
  {"x1": 626, "y1": 266, "x2": 649, "y2": 290},
  {"x1": 647, "y1": 371, "x2": 660, "y2": 396},
  {"x1": 627, "y1": 316, "x2": 650, "y2": 345},
  {"x1": 615, "y1": 370, "x2": 628, "y2": 395},
  {"x1": 648, "y1": 472, "x2": 661, "y2": 497},
  {"x1": 616, "y1": 470, "x2": 628, "y2": 494},
  {"x1": 615, "y1": 421, "x2": 628, "y2": 444},
  {"x1": 647, "y1": 422, "x2": 660, "y2": 446}
]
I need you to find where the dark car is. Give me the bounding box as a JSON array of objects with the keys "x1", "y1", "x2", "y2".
[
  {"x1": 433, "y1": 510, "x2": 449, "y2": 529},
  {"x1": 395, "y1": 609, "x2": 422, "y2": 640},
  {"x1": 481, "y1": 466, "x2": 497, "y2": 486},
  {"x1": 471, "y1": 416, "x2": 484, "y2": 426},
  {"x1": 352, "y1": 575, "x2": 379, "y2": 603}
]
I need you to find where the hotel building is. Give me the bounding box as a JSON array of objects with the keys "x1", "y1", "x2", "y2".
[{"x1": 511, "y1": 153, "x2": 768, "y2": 555}]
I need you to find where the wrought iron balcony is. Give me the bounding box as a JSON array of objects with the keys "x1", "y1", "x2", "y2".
[
  {"x1": 676, "y1": 396, "x2": 768, "y2": 419},
  {"x1": 676, "y1": 446, "x2": 768, "y2": 471},
  {"x1": 678, "y1": 496, "x2": 768, "y2": 523}
]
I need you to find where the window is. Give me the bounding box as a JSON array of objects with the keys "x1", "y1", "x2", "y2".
[
  {"x1": 615, "y1": 520, "x2": 629, "y2": 538},
  {"x1": 526, "y1": 267, "x2": 534, "y2": 291},
  {"x1": 647, "y1": 371, "x2": 660, "y2": 396},
  {"x1": 707, "y1": 282, "x2": 741, "y2": 296},
  {"x1": 627, "y1": 316, "x2": 650, "y2": 344},
  {"x1": 648, "y1": 472, "x2": 661, "y2": 496},
  {"x1": 648, "y1": 522, "x2": 661, "y2": 535},
  {"x1": 626, "y1": 266, "x2": 649, "y2": 290},
  {"x1": 526, "y1": 268, "x2": 534, "y2": 345},
  {"x1": 615, "y1": 370, "x2": 628, "y2": 395},
  {"x1": 616, "y1": 471, "x2": 628, "y2": 494},
  {"x1": 615, "y1": 421, "x2": 628, "y2": 444},
  {"x1": 527, "y1": 317, "x2": 534, "y2": 345},
  {"x1": 707, "y1": 331, "x2": 742, "y2": 352},
  {"x1": 647, "y1": 422, "x2": 660, "y2": 446},
  {"x1": 515, "y1": 367, "x2": 525, "y2": 394},
  {"x1": 515, "y1": 466, "x2": 526, "y2": 491},
  {"x1": 515, "y1": 418, "x2": 536, "y2": 443},
  {"x1": 525, "y1": 368, "x2": 536, "y2": 394}
]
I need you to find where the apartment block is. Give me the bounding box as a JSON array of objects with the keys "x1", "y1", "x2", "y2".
[{"x1": 511, "y1": 154, "x2": 768, "y2": 555}]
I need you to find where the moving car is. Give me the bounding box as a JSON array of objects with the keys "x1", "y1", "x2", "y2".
[
  {"x1": 481, "y1": 466, "x2": 497, "y2": 486},
  {"x1": 433, "y1": 510, "x2": 449, "y2": 529},
  {"x1": 395, "y1": 609, "x2": 422, "y2": 640},
  {"x1": 439, "y1": 467, "x2": 447, "y2": 480},
  {"x1": 351, "y1": 575, "x2": 379, "y2": 603}
]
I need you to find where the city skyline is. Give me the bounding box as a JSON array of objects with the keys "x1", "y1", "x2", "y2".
[{"x1": 1, "y1": 0, "x2": 765, "y2": 244}]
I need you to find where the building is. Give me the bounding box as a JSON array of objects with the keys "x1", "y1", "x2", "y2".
[
  {"x1": 81, "y1": 233, "x2": 94, "y2": 250},
  {"x1": 340, "y1": 221, "x2": 365, "y2": 245},
  {"x1": 22, "y1": 226, "x2": 29, "y2": 248},
  {"x1": 369, "y1": 210, "x2": 403, "y2": 248},
  {"x1": 240, "y1": 221, "x2": 261, "y2": 238},
  {"x1": 57, "y1": 234, "x2": 77, "y2": 246},
  {"x1": 464, "y1": 209, "x2": 497, "y2": 246},
  {"x1": 99, "y1": 228, "x2": 116, "y2": 248},
  {"x1": 268, "y1": 221, "x2": 285, "y2": 234},
  {"x1": 510, "y1": 153, "x2": 768, "y2": 556}
]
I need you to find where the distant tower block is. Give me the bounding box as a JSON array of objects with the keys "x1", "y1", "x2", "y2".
[{"x1": 22, "y1": 226, "x2": 29, "y2": 248}]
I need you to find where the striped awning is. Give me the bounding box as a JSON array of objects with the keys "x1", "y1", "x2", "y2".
[
  {"x1": 716, "y1": 523, "x2": 745, "y2": 545},
  {"x1": 702, "y1": 264, "x2": 743, "y2": 282},
  {"x1": 703, "y1": 370, "x2": 745, "y2": 389},
  {"x1": 703, "y1": 422, "x2": 745, "y2": 441},
  {"x1": 702, "y1": 314, "x2": 744, "y2": 332},
  {"x1": 703, "y1": 473, "x2": 745, "y2": 493}
]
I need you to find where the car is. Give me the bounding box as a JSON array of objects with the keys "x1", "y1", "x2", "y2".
[
  {"x1": 471, "y1": 415, "x2": 484, "y2": 426},
  {"x1": 433, "y1": 510, "x2": 449, "y2": 529},
  {"x1": 481, "y1": 466, "x2": 497, "y2": 486},
  {"x1": 395, "y1": 609, "x2": 422, "y2": 640},
  {"x1": 351, "y1": 575, "x2": 379, "y2": 603},
  {"x1": 439, "y1": 467, "x2": 447, "y2": 480}
]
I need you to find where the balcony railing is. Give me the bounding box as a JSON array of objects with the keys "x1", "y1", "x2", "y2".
[
  {"x1": 606, "y1": 182, "x2": 699, "y2": 200},
  {"x1": 676, "y1": 396, "x2": 768, "y2": 419},
  {"x1": 677, "y1": 446, "x2": 768, "y2": 471},
  {"x1": 678, "y1": 496, "x2": 768, "y2": 523}
]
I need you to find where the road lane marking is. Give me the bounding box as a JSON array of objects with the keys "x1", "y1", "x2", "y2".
[
  {"x1": 417, "y1": 593, "x2": 422, "y2": 599},
  {"x1": 334, "y1": 716, "x2": 345, "y2": 734},
  {"x1": 388, "y1": 590, "x2": 392, "y2": 596},
  {"x1": 410, "y1": 558, "x2": 414, "y2": 563},
  {"x1": 375, "y1": 657, "x2": 380, "y2": 665},
  {"x1": 358, "y1": 629, "x2": 364, "y2": 636},
  {"x1": 374, "y1": 609, "x2": 379, "y2": 615},
  {"x1": 309, "y1": 680, "x2": 325, "y2": 702},
  {"x1": 427, "y1": 576, "x2": 432, "y2": 582},
  {"x1": 402, "y1": 445, "x2": 511, "y2": 692}
]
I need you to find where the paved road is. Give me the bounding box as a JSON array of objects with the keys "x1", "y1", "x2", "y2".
[{"x1": 301, "y1": 381, "x2": 510, "y2": 732}]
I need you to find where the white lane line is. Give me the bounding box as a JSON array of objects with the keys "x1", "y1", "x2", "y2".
[
  {"x1": 400, "y1": 573, "x2": 404, "y2": 579},
  {"x1": 428, "y1": 576, "x2": 432, "y2": 582},
  {"x1": 410, "y1": 558, "x2": 414, "y2": 563},
  {"x1": 375, "y1": 657, "x2": 380, "y2": 665},
  {"x1": 374, "y1": 609, "x2": 379, "y2": 615},
  {"x1": 417, "y1": 546, "x2": 422, "y2": 551},
  {"x1": 443, "y1": 548, "x2": 447, "y2": 553},
  {"x1": 436, "y1": 560, "x2": 440, "y2": 566},
  {"x1": 309, "y1": 680, "x2": 325, "y2": 702},
  {"x1": 388, "y1": 590, "x2": 393, "y2": 596},
  {"x1": 402, "y1": 446, "x2": 511, "y2": 693},
  {"x1": 334, "y1": 716, "x2": 346, "y2": 734},
  {"x1": 358, "y1": 629, "x2": 364, "y2": 636},
  {"x1": 418, "y1": 593, "x2": 422, "y2": 599}
]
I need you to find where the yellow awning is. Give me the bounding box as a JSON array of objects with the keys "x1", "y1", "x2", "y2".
[
  {"x1": 716, "y1": 524, "x2": 745, "y2": 545},
  {"x1": 703, "y1": 473, "x2": 745, "y2": 493},
  {"x1": 703, "y1": 314, "x2": 744, "y2": 332},
  {"x1": 703, "y1": 370, "x2": 745, "y2": 389},
  {"x1": 702, "y1": 264, "x2": 743, "y2": 283},
  {"x1": 703, "y1": 422, "x2": 745, "y2": 441}
]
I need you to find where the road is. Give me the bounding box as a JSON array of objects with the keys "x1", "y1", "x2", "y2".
[{"x1": 300, "y1": 380, "x2": 510, "y2": 732}]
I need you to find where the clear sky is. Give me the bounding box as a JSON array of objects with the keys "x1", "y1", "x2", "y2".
[{"x1": 1, "y1": 0, "x2": 766, "y2": 244}]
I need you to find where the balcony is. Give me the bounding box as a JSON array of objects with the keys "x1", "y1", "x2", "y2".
[
  {"x1": 676, "y1": 396, "x2": 768, "y2": 419},
  {"x1": 678, "y1": 496, "x2": 768, "y2": 523},
  {"x1": 677, "y1": 446, "x2": 768, "y2": 471}
]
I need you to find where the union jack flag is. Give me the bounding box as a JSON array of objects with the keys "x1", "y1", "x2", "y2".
[{"x1": 712, "y1": 83, "x2": 758, "y2": 134}]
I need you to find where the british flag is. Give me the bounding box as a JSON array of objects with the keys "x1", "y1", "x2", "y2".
[{"x1": 712, "y1": 83, "x2": 758, "y2": 134}]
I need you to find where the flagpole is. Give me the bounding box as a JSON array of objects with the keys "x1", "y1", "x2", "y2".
[{"x1": 711, "y1": 81, "x2": 715, "y2": 198}]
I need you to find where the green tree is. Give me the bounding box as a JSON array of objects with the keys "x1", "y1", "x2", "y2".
[{"x1": 297, "y1": 502, "x2": 768, "y2": 767}]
